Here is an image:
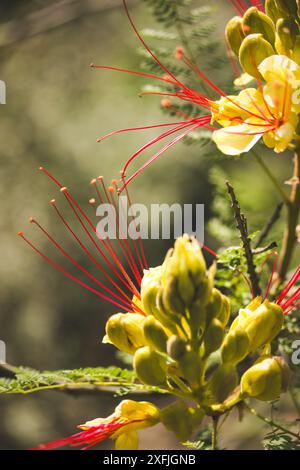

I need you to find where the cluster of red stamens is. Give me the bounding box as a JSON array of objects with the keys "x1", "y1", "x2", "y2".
[{"x1": 18, "y1": 167, "x2": 147, "y2": 315}]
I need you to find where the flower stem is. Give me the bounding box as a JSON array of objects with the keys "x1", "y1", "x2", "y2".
[
  {"x1": 212, "y1": 416, "x2": 219, "y2": 450},
  {"x1": 244, "y1": 402, "x2": 300, "y2": 439},
  {"x1": 278, "y1": 149, "x2": 300, "y2": 282}
]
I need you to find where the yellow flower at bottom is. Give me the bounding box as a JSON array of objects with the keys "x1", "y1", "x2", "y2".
[
  {"x1": 212, "y1": 55, "x2": 300, "y2": 155},
  {"x1": 34, "y1": 400, "x2": 160, "y2": 450}
]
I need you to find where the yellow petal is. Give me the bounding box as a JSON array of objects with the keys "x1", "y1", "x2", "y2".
[
  {"x1": 115, "y1": 431, "x2": 139, "y2": 450},
  {"x1": 234, "y1": 73, "x2": 255, "y2": 87},
  {"x1": 259, "y1": 55, "x2": 300, "y2": 86},
  {"x1": 212, "y1": 124, "x2": 264, "y2": 155}
]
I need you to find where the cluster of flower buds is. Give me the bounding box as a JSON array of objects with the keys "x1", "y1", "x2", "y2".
[
  {"x1": 226, "y1": 2, "x2": 300, "y2": 79},
  {"x1": 103, "y1": 235, "x2": 290, "y2": 416}
]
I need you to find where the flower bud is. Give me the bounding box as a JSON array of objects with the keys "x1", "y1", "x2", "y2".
[
  {"x1": 265, "y1": 0, "x2": 282, "y2": 23},
  {"x1": 217, "y1": 295, "x2": 231, "y2": 327},
  {"x1": 243, "y1": 300, "x2": 284, "y2": 352},
  {"x1": 239, "y1": 33, "x2": 275, "y2": 78},
  {"x1": 205, "y1": 364, "x2": 238, "y2": 404},
  {"x1": 179, "y1": 350, "x2": 202, "y2": 388},
  {"x1": 221, "y1": 327, "x2": 250, "y2": 365},
  {"x1": 241, "y1": 356, "x2": 291, "y2": 401},
  {"x1": 160, "y1": 401, "x2": 204, "y2": 441},
  {"x1": 143, "y1": 316, "x2": 168, "y2": 353},
  {"x1": 141, "y1": 267, "x2": 178, "y2": 331},
  {"x1": 140, "y1": 266, "x2": 162, "y2": 317},
  {"x1": 203, "y1": 318, "x2": 224, "y2": 357},
  {"x1": 243, "y1": 7, "x2": 276, "y2": 45},
  {"x1": 133, "y1": 346, "x2": 167, "y2": 386},
  {"x1": 104, "y1": 313, "x2": 146, "y2": 355},
  {"x1": 167, "y1": 335, "x2": 186, "y2": 360},
  {"x1": 206, "y1": 288, "x2": 223, "y2": 323},
  {"x1": 162, "y1": 235, "x2": 207, "y2": 314},
  {"x1": 275, "y1": 17, "x2": 299, "y2": 54},
  {"x1": 225, "y1": 16, "x2": 245, "y2": 56}
]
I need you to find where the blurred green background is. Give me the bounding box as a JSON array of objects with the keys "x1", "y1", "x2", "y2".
[{"x1": 0, "y1": 0, "x2": 298, "y2": 449}]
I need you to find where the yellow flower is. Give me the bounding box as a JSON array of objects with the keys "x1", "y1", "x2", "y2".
[
  {"x1": 35, "y1": 400, "x2": 160, "y2": 450},
  {"x1": 212, "y1": 55, "x2": 300, "y2": 155}
]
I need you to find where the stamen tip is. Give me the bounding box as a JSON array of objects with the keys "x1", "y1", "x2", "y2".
[
  {"x1": 60, "y1": 186, "x2": 68, "y2": 193},
  {"x1": 90, "y1": 178, "x2": 97, "y2": 185}
]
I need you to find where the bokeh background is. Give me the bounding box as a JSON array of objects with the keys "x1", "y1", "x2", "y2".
[{"x1": 0, "y1": 0, "x2": 298, "y2": 449}]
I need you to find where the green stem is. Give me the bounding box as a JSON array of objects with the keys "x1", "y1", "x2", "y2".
[
  {"x1": 244, "y1": 402, "x2": 300, "y2": 440},
  {"x1": 251, "y1": 150, "x2": 290, "y2": 205},
  {"x1": 212, "y1": 416, "x2": 219, "y2": 450}
]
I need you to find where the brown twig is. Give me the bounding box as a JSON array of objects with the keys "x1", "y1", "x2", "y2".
[
  {"x1": 252, "y1": 241, "x2": 277, "y2": 255},
  {"x1": 226, "y1": 181, "x2": 261, "y2": 297},
  {"x1": 255, "y1": 203, "x2": 283, "y2": 248}
]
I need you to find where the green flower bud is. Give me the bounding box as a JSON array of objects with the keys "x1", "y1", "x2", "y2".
[
  {"x1": 104, "y1": 313, "x2": 146, "y2": 355},
  {"x1": 265, "y1": 0, "x2": 283, "y2": 23},
  {"x1": 141, "y1": 266, "x2": 162, "y2": 317},
  {"x1": 276, "y1": 0, "x2": 297, "y2": 17},
  {"x1": 239, "y1": 33, "x2": 275, "y2": 78},
  {"x1": 203, "y1": 318, "x2": 224, "y2": 357},
  {"x1": 243, "y1": 7, "x2": 276, "y2": 45},
  {"x1": 143, "y1": 316, "x2": 168, "y2": 353},
  {"x1": 225, "y1": 16, "x2": 245, "y2": 56},
  {"x1": 241, "y1": 356, "x2": 291, "y2": 401},
  {"x1": 162, "y1": 235, "x2": 207, "y2": 314},
  {"x1": 179, "y1": 350, "x2": 202, "y2": 388},
  {"x1": 221, "y1": 327, "x2": 250, "y2": 365},
  {"x1": 275, "y1": 17, "x2": 299, "y2": 54},
  {"x1": 141, "y1": 266, "x2": 178, "y2": 331},
  {"x1": 161, "y1": 401, "x2": 204, "y2": 441},
  {"x1": 217, "y1": 295, "x2": 231, "y2": 327},
  {"x1": 167, "y1": 335, "x2": 187, "y2": 360},
  {"x1": 243, "y1": 300, "x2": 284, "y2": 353},
  {"x1": 205, "y1": 364, "x2": 238, "y2": 404},
  {"x1": 134, "y1": 346, "x2": 167, "y2": 386},
  {"x1": 206, "y1": 288, "x2": 223, "y2": 323}
]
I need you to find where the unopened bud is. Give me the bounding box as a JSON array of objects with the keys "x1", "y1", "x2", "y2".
[
  {"x1": 243, "y1": 7, "x2": 276, "y2": 45},
  {"x1": 221, "y1": 327, "x2": 250, "y2": 365},
  {"x1": 160, "y1": 401, "x2": 204, "y2": 441},
  {"x1": 243, "y1": 300, "x2": 284, "y2": 352},
  {"x1": 205, "y1": 364, "x2": 238, "y2": 404},
  {"x1": 143, "y1": 316, "x2": 168, "y2": 353},
  {"x1": 179, "y1": 350, "x2": 202, "y2": 388},
  {"x1": 265, "y1": 0, "x2": 282, "y2": 23},
  {"x1": 203, "y1": 318, "x2": 224, "y2": 357},
  {"x1": 239, "y1": 33, "x2": 275, "y2": 78},
  {"x1": 167, "y1": 335, "x2": 186, "y2": 360},
  {"x1": 134, "y1": 346, "x2": 167, "y2": 386},
  {"x1": 275, "y1": 17, "x2": 299, "y2": 54},
  {"x1": 217, "y1": 295, "x2": 231, "y2": 327},
  {"x1": 225, "y1": 16, "x2": 245, "y2": 56},
  {"x1": 104, "y1": 313, "x2": 146, "y2": 355},
  {"x1": 241, "y1": 355, "x2": 290, "y2": 401},
  {"x1": 206, "y1": 288, "x2": 223, "y2": 323},
  {"x1": 162, "y1": 235, "x2": 207, "y2": 313}
]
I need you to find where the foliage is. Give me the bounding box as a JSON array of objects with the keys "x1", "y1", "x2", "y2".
[{"x1": 0, "y1": 365, "x2": 166, "y2": 395}]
